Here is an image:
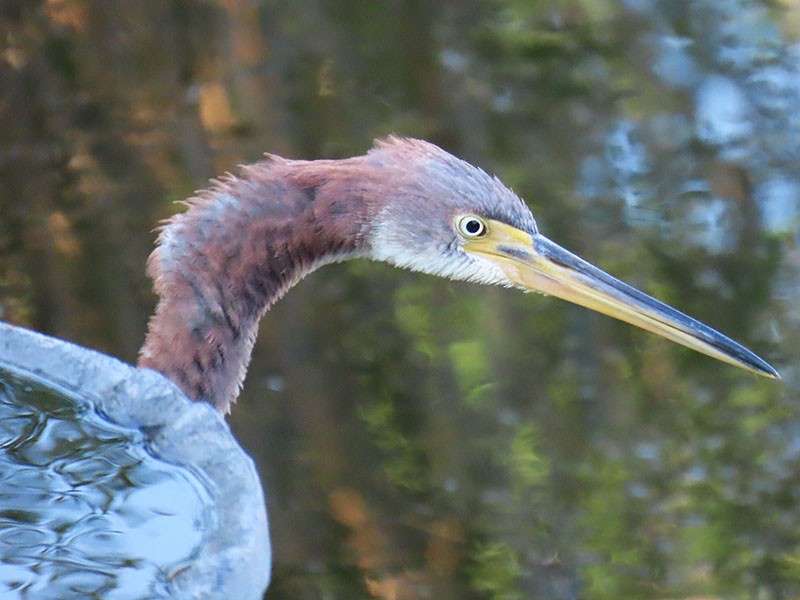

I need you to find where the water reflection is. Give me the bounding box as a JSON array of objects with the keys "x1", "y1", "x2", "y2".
[{"x1": 0, "y1": 371, "x2": 204, "y2": 598}]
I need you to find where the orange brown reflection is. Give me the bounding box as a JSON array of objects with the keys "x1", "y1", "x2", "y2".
[{"x1": 328, "y1": 487, "x2": 466, "y2": 599}]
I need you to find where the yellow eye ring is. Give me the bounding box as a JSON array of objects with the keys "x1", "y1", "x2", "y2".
[{"x1": 456, "y1": 215, "x2": 487, "y2": 238}]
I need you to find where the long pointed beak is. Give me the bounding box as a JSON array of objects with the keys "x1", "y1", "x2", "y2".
[{"x1": 464, "y1": 220, "x2": 778, "y2": 378}]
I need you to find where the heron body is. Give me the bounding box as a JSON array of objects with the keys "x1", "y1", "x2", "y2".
[{"x1": 139, "y1": 137, "x2": 776, "y2": 414}]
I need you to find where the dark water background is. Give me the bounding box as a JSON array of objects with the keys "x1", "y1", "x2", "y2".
[{"x1": 2, "y1": 1, "x2": 800, "y2": 598}]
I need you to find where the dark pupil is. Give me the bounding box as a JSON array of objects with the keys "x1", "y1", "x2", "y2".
[{"x1": 465, "y1": 219, "x2": 482, "y2": 234}]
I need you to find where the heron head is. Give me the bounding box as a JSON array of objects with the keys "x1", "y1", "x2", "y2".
[{"x1": 365, "y1": 138, "x2": 777, "y2": 378}]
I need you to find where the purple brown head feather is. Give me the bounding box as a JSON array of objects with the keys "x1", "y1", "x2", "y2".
[{"x1": 138, "y1": 138, "x2": 777, "y2": 413}]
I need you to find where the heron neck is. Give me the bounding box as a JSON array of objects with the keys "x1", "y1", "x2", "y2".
[{"x1": 137, "y1": 158, "x2": 373, "y2": 412}]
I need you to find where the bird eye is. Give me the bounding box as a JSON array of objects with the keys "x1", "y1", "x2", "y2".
[{"x1": 456, "y1": 215, "x2": 487, "y2": 238}]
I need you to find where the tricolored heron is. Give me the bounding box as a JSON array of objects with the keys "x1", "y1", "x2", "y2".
[
  {"x1": 1, "y1": 137, "x2": 777, "y2": 598},
  {"x1": 139, "y1": 137, "x2": 777, "y2": 414}
]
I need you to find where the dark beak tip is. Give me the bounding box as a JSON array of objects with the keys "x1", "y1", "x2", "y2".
[{"x1": 752, "y1": 359, "x2": 780, "y2": 380}]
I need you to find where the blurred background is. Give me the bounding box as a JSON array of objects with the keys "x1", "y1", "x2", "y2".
[{"x1": 1, "y1": 0, "x2": 799, "y2": 598}]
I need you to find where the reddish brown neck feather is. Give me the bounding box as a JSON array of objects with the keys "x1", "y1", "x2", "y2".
[{"x1": 137, "y1": 157, "x2": 381, "y2": 412}]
